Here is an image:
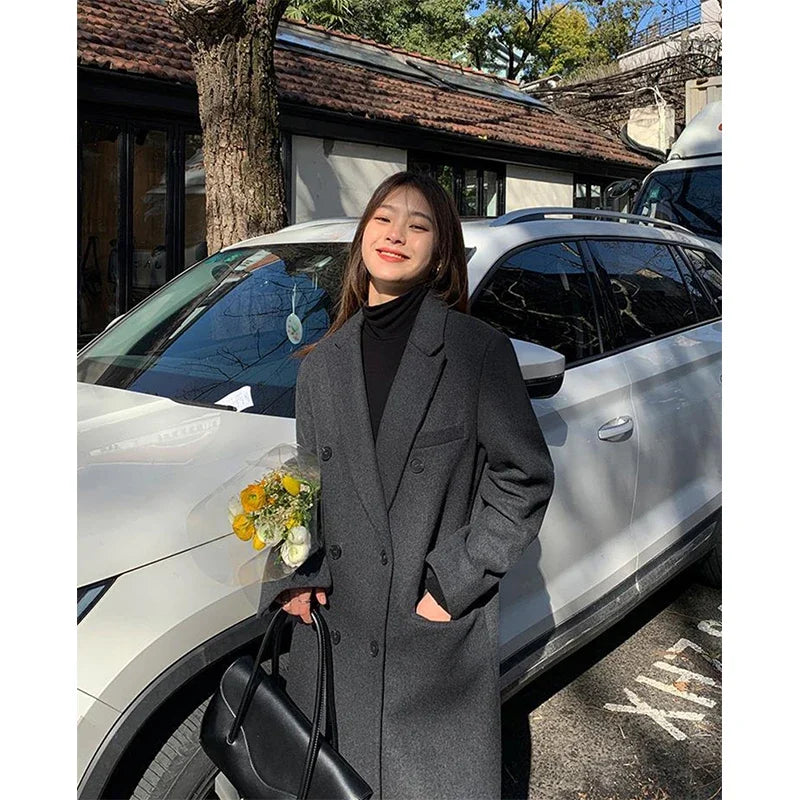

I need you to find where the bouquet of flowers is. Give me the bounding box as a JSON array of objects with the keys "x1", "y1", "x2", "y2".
[{"x1": 226, "y1": 443, "x2": 322, "y2": 582}]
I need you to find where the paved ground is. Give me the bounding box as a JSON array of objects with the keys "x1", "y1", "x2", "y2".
[{"x1": 501, "y1": 571, "x2": 722, "y2": 800}]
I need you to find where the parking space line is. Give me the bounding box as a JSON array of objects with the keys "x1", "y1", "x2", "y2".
[
  {"x1": 604, "y1": 688, "x2": 705, "y2": 741},
  {"x1": 653, "y1": 661, "x2": 720, "y2": 687},
  {"x1": 635, "y1": 675, "x2": 716, "y2": 707}
]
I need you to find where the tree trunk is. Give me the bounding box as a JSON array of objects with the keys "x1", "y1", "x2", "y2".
[{"x1": 166, "y1": 0, "x2": 290, "y2": 254}]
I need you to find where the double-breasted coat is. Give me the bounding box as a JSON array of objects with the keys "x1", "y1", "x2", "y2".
[{"x1": 258, "y1": 287, "x2": 555, "y2": 799}]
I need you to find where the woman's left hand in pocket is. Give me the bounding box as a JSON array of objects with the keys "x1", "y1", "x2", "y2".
[{"x1": 415, "y1": 591, "x2": 452, "y2": 622}]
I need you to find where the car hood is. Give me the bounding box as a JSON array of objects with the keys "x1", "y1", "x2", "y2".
[{"x1": 78, "y1": 383, "x2": 296, "y2": 586}]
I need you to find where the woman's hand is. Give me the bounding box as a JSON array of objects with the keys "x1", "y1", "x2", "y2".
[
  {"x1": 277, "y1": 587, "x2": 327, "y2": 625},
  {"x1": 415, "y1": 591, "x2": 452, "y2": 622}
]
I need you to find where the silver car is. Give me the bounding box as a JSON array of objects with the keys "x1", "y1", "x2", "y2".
[{"x1": 77, "y1": 209, "x2": 722, "y2": 800}]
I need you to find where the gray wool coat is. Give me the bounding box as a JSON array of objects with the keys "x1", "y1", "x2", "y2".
[{"x1": 257, "y1": 287, "x2": 554, "y2": 799}]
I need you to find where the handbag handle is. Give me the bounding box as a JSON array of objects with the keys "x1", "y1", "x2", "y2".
[{"x1": 226, "y1": 606, "x2": 336, "y2": 800}]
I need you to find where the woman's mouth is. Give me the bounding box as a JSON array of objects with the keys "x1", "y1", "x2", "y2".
[{"x1": 376, "y1": 249, "x2": 408, "y2": 263}]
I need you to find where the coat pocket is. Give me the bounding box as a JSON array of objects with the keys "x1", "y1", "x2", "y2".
[{"x1": 413, "y1": 421, "x2": 466, "y2": 449}]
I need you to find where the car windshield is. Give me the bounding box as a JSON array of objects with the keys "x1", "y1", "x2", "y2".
[
  {"x1": 77, "y1": 244, "x2": 349, "y2": 417},
  {"x1": 633, "y1": 165, "x2": 721, "y2": 242}
]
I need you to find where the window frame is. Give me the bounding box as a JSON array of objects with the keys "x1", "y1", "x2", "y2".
[
  {"x1": 408, "y1": 152, "x2": 506, "y2": 218},
  {"x1": 673, "y1": 245, "x2": 723, "y2": 318},
  {"x1": 78, "y1": 112, "x2": 204, "y2": 347},
  {"x1": 580, "y1": 235, "x2": 721, "y2": 357},
  {"x1": 468, "y1": 236, "x2": 608, "y2": 368},
  {"x1": 471, "y1": 233, "x2": 723, "y2": 369}
]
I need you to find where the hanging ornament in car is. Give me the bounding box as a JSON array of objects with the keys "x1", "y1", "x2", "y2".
[{"x1": 286, "y1": 281, "x2": 303, "y2": 345}]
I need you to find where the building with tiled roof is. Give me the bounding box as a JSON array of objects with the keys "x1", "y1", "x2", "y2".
[{"x1": 77, "y1": 0, "x2": 658, "y2": 344}]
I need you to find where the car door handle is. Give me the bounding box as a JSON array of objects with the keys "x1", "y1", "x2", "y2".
[{"x1": 598, "y1": 416, "x2": 634, "y2": 442}]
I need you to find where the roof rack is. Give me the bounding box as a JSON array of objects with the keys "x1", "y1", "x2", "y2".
[{"x1": 488, "y1": 207, "x2": 694, "y2": 235}]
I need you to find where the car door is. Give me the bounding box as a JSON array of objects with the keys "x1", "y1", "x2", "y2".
[
  {"x1": 470, "y1": 239, "x2": 638, "y2": 660},
  {"x1": 584, "y1": 237, "x2": 722, "y2": 570}
]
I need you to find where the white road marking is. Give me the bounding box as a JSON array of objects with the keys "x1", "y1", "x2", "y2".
[
  {"x1": 653, "y1": 661, "x2": 720, "y2": 687},
  {"x1": 635, "y1": 675, "x2": 716, "y2": 707},
  {"x1": 663, "y1": 638, "x2": 706, "y2": 660},
  {"x1": 698, "y1": 618, "x2": 722, "y2": 638},
  {"x1": 604, "y1": 688, "x2": 705, "y2": 741}
]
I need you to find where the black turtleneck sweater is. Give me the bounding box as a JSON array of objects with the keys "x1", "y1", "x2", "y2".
[{"x1": 361, "y1": 282, "x2": 448, "y2": 612}]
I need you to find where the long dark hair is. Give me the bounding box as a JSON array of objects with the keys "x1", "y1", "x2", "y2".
[{"x1": 294, "y1": 171, "x2": 468, "y2": 359}]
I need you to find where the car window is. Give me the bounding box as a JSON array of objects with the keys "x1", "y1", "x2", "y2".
[
  {"x1": 587, "y1": 239, "x2": 699, "y2": 347},
  {"x1": 633, "y1": 165, "x2": 721, "y2": 242},
  {"x1": 470, "y1": 240, "x2": 602, "y2": 365},
  {"x1": 77, "y1": 244, "x2": 348, "y2": 417},
  {"x1": 682, "y1": 248, "x2": 722, "y2": 313}
]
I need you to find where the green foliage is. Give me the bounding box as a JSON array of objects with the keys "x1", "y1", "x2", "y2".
[
  {"x1": 287, "y1": 0, "x2": 472, "y2": 61},
  {"x1": 285, "y1": 0, "x2": 352, "y2": 30},
  {"x1": 285, "y1": 0, "x2": 655, "y2": 79}
]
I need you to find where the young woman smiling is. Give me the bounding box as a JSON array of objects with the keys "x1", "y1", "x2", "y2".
[{"x1": 258, "y1": 171, "x2": 555, "y2": 799}]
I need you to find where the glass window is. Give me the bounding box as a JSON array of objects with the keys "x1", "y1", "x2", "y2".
[
  {"x1": 408, "y1": 156, "x2": 503, "y2": 218},
  {"x1": 588, "y1": 239, "x2": 698, "y2": 346},
  {"x1": 132, "y1": 128, "x2": 169, "y2": 307},
  {"x1": 79, "y1": 121, "x2": 121, "y2": 340},
  {"x1": 633, "y1": 165, "x2": 721, "y2": 242},
  {"x1": 184, "y1": 133, "x2": 207, "y2": 269},
  {"x1": 77, "y1": 244, "x2": 349, "y2": 418},
  {"x1": 483, "y1": 170, "x2": 498, "y2": 216},
  {"x1": 683, "y1": 248, "x2": 722, "y2": 312},
  {"x1": 471, "y1": 241, "x2": 601, "y2": 364},
  {"x1": 463, "y1": 169, "x2": 478, "y2": 216},
  {"x1": 574, "y1": 182, "x2": 587, "y2": 208},
  {"x1": 436, "y1": 164, "x2": 455, "y2": 199}
]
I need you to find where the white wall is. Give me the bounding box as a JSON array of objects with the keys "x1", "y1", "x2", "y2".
[
  {"x1": 292, "y1": 136, "x2": 407, "y2": 223},
  {"x1": 505, "y1": 165, "x2": 573, "y2": 209}
]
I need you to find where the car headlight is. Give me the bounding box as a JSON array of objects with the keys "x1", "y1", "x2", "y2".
[{"x1": 77, "y1": 579, "x2": 115, "y2": 624}]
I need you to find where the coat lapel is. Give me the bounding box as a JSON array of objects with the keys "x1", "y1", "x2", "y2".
[
  {"x1": 326, "y1": 288, "x2": 449, "y2": 545},
  {"x1": 375, "y1": 291, "x2": 448, "y2": 511}
]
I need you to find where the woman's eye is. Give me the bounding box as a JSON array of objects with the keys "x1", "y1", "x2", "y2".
[
  {"x1": 375, "y1": 216, "x2": 390, "y2": 223},
  {"x1": 410, "y1": 224, "x2": 429, "y2": 232}
]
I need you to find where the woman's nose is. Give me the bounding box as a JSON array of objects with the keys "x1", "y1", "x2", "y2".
[{"x1": 386, "y1": 223, "x2": 405, "y2": 243}]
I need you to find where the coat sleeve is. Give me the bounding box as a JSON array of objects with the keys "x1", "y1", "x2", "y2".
[
  {"x1": 256, "y1": 356, "x2": 332, "y2": 618},
  {"x1": 424, "y1": 332, "x2": 555, "y2": 620}
]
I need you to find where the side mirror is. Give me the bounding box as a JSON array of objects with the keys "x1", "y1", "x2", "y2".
[
  {"x1": 510, "y1": 339, "x2": 565, "y2": 399},
  {"x1": 605, "y1": 178, "x2": 640, "y2": 200}
]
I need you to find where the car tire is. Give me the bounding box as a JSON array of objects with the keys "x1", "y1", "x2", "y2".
[
  {"x1": 696, "y1": 512, "x2": 722, "y2": 587},
  {"x1": 131, "y1": 695, "x2": 223, "y2": 800}
]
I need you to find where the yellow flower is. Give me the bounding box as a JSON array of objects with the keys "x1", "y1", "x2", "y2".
[
  {"x1": 240, "y1": 484, "x2": 266, "y2": 512},
  {"x1": 286, "y1": 516, "x2": 299, "y2": 529},
  {"x1": 232, "y1": 514, "x2": 255, "y2": 541},
  {"x1": 281, "y1": 474, "x2": 301, "y2": 496},
  {"x1": 252, "y1": 535, "x2": 267, "y2": 551}
]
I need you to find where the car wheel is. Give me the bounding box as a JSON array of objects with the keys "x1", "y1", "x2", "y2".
[
  {"x1": 696, "y1": 512, "x2": 721, "y2": 587},
  {"x1": 131, "y1": 695, "x2": 234, "y2": 800}
]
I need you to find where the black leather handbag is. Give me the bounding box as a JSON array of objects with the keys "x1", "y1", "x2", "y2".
[{"x1": 200, "y1": 607, "x2": 373, "y2": 800}]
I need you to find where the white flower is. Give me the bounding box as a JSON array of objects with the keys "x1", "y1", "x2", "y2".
[
  {"x1": 281, "y1": 536, "x2": 310, "y2": 569},
  {"x1": 227, "y1": 496, "x2": 243, "y2": 525},
  {"x1": 254, "y1": 518, "x2": 283, "y2": 548},
  {"x1": 286, "y1": 525, "x2": 310, "y2": 547}
]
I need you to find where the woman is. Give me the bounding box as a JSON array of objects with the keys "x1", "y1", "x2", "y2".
[{"x1": 258, "y1": 171, "x2": 555, "y2": 799}]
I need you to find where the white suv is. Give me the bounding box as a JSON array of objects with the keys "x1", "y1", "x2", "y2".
[{"x1": 77, "y1": 209, "x2": 721, "y2": 800}]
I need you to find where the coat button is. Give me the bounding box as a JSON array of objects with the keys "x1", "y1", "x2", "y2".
[
  {"x1": 331, "y1": 629, "x2": 341, "y2": 645},
  {"x1": 380, "y1": 549, "x2": 388, "y2": 565},
  {"x1": 410, "y1": 458, "x2": 424, "y2": 473},
  {"x1": 329, "y1": 544, "x2": 341, "y2": 560},
  {"x1": 321, "y1": 446, "x2": 332, "y2": 461},
  {"x1": 369, "y1": 640, "x2": 379, "y2": 657}
]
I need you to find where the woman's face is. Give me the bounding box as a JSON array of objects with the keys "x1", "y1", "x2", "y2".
[{"x1": 361, "y1": 186, "x2": 436, "y2": 295}]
